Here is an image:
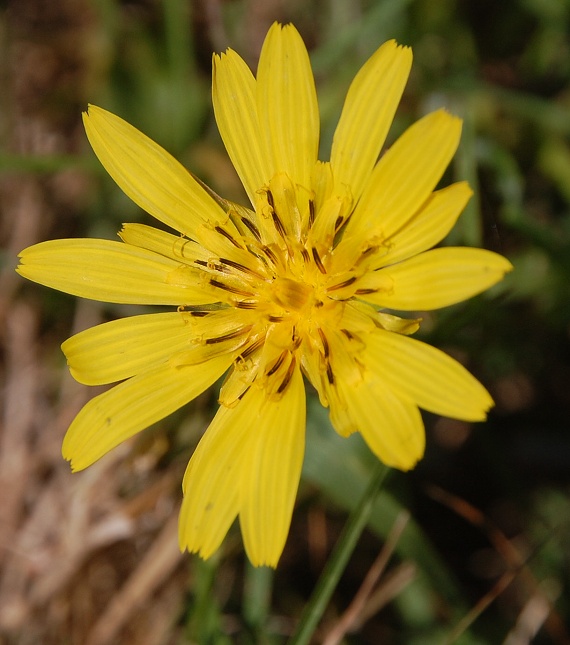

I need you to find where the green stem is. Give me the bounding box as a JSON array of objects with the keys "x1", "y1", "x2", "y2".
[
  {"x1": 243, "y1": 562, "x2": 273, "y2": 640},
  {"x1": 288, "y1": 461, "x2": 390, "y2": 645}
]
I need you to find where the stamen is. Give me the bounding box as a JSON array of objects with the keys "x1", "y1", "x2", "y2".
[
  {"x1": 277, "y1": 355, "x2": 296, "y2": 394},
  {"x1": 266, "y1": 188, "x2": 275, "y2": 210},
  {"x1": 326, "y1": 363, "x2": 335, "y2": 385},
  {"x1": 205, "y1": 325, "x2": 253, "y2": 345},
  {"x1": 355, "y1": 288, "x2": 378, "y2": 295},
  {"x1": 237, "y1": 386, "x2": 251, "y2": 400},
  {"x1": 341, "y1": 328, "x2": 354, "y2": 340},
  {"x1": 355, "y1": 245, "x2": 379, "y2": 265},
  {"x1": 291, "y1": 329, "x2": 302, "y2": 350},
  {"x1": 244, "y1": 244, "x2": 275, "y2": 275},
  {"x1": 266, "y1": 350, "x2": 288, "y2": 376},
  {"x1": 301, "y1": 247, "x2": 311, "y2": 264},
  {"x1": 194, "y1": 259, "x2": 229, "y2": 274},
  {"x1": 215, "y1": 225, "x2": 243, "y2": 249},
  {"x1": 271, "y1": 211, "x2": 287, "y2": 239},
  {"x1": 308, "y1": 199, "x2": 315, "y2": 228},
  {"x1": 235, "y1": 300, "x2": 258, "y2": 309},
  {"x1": 327, "y1": 276, "x2": 357, "y2": 292},
  {"x1": 334, "y1": 215, "x2": 344, "y2": 231},
  {"x1": 209, "y1": 278, "x2": 254, "y2": 297},
  {"x1": 312, "y1": 247, "x2": 326, "y2": 274},
  {"x1": 240, "y1": 337, "x2": 264, "y2": 359},
  {"x1": 207, "y1": 260, "x2": 230, "y2": 273},
  {"x1": 261, "y1": 245, "x2": 279, "y2": 267},
  {"x1": 173, "y1": 237, "x2": 194, "y2": 259},
  {"x1": 317, "y1": 328, "x2": 329, "y2": 359},
  {"x1": 219, "y1": 257, "x2": 265, "y2": 279},
  {"x1": 178, "y1": 305, "x2": 216, "y2": 316},
  {"x1": 268, "y1": 315, "x2": 285, "y2": 322},
  {"x1": 240, "y1": 216, "x2": 262, "y2": 241}
]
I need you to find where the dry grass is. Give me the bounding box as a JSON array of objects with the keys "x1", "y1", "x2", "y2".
[{"x1": 0, "y1": 3, "x2": 194, "y2": 643}]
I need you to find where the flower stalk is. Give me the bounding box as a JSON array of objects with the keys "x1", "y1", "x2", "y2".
[{"x1": 289, "y1": 461, "x2": 390, "y2": 645}]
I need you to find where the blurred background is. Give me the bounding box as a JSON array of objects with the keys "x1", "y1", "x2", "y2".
[{"x1": 2, "y1": 0, "x2": 570, "y2": 643}]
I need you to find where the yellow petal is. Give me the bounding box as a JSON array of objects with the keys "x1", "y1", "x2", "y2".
[
  {"x1": 212, "y1": 49, "x2": 273, "y2": 205},
  {"x1": 365, "y1": 329, "x2": 494, "y2": 421},
  {"x1": 62, "y1": 354, "x2": 233, "y2": 471},
  {"x1": 333, "y1": 376, "x2": 424, "y2": 471},
  {"x1": 170, "y1": 307, "x2": 258, "y2": 368},
  {"x1": 379, "y1": 182, "x2": 473, "y2": 266},
  {"x1": 179, "y1": 402, "x2": 250, "y2": 560},
  {"x1": 239, "y1": 367, "x2": 306, "y2": 567},
  {"x1": 17, "y1": 239, "x2": 216, "y2": 305},
  {"x1": 83, "y1": 105, "x2": 225, "y2": 237},
  {"x1": 62, "y1": 312, "x2": 192, "y2": 385},
  {"x1": 345, "y1": 109, "x2": 462, "y2": 241},
  {"x1": 119, "y1": 223, "x2": 211, "y2": 264},
  {"x1": 363, "y1": 247, "x2": 513, "y2": 310},
  {"x1": 376, "y1": 312, "x2": 421, "y2": 335},
  {"x1": 256, "y1": 23, "x2": 319, "y2": 191},
  {"x1": 330, "y1": 40, "x2": 412, "y2": 201}
]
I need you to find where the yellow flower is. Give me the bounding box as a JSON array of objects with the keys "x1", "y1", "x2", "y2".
[{"x1": 17, "y1": 23, "x2": 512, "y2": 567}]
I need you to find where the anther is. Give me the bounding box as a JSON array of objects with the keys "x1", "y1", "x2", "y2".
[
  {"x1": 266, "y1": 189, "x2": 275, "y2": 210},
  {"x1": 215, "y1": 225, "x2": 243, "y2": 248},
  {"x1": 277, "y1": 356, "x2": 296, "y2": 394},
  {"x1": 205, "y1": 325, "x2": 253, "y2": 345},
  {"x1": 240, "y1": 337, "x2": 264, "y2": 359},
  {"x1": 317, "y1": 328, "x2": 330, "y2": 359},
  {"x1": 355, "y1": 245, "x2": 379, "y2": 265},
  {"x1": 237, "y1": 386, "x2": 251, "y2": 400},
  {"x1": 219, "y1": 257, "x2": 264, "y2": 279},
  {"x1": 235, "y1": 300, "x2": 258, "y2": 309},
  {"x1": 326, "y1": 363, "x2": 335, "y2": 385},
  {"x1": 240, "y1": 216, "x2": 262, "y2": 241},
  {"x1": 261, "y1": 245, "x2": 279, "y2": 267},
  {"x1": 312, "y1": 247, "x2": 327, "y2": 274},
  {"x1": 354, "y1": 288, "x2": 378, "y2": 295},
  {"x1": 308, "y1": 199, "x2": 315, "y2": 228},
  {"x1": 207, "y1": 260, "x2": 230, "y2": 273},
  {"x1": 266, "y1": 350, "x2": 288, "y2": 376},
  {"x1": 327, "y1": 276, "x2": 357, "y2": 292},
  {"x1": 209, "y1": 278, "x2": 254, "y2": 297},
  {"x1": 271, "y1": 211, "x2": 287, "y2": 239},
  {"x1": 291, "y1": 329, "x2": 302, "y2": 350}
]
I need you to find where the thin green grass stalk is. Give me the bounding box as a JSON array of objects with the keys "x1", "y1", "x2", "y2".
[
  {"x1": 288, "y1": 461, "x2": 390, "y2": 645},
  {"x1": 187, "y1": 555, "x2": 226, "y2": 642},
  {"x1": 243, "y1": 562, "x2": 274, "y2": 640},
  {"x1": 163, "y1": 0, "x2": 192, "y2": 82},
  {"x1": 452, "y1": 105, "x2": 483, "y2": 247},
  {"x1": 0, "y1": 153, "x2": 97, "y2": 173}
]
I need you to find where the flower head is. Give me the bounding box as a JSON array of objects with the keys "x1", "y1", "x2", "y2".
[{"x1": 17, "y1": 23, "x2": 512, "y2": 566}]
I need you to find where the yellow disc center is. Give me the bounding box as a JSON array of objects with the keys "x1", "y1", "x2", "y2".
[{"x1": 272, "y1": 276, "x2": 314, "y2": 312}]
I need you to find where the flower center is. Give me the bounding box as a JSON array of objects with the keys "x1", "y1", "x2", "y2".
[{"x1": 272, "y1": 276, "x2": 314, "y2": 312}]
